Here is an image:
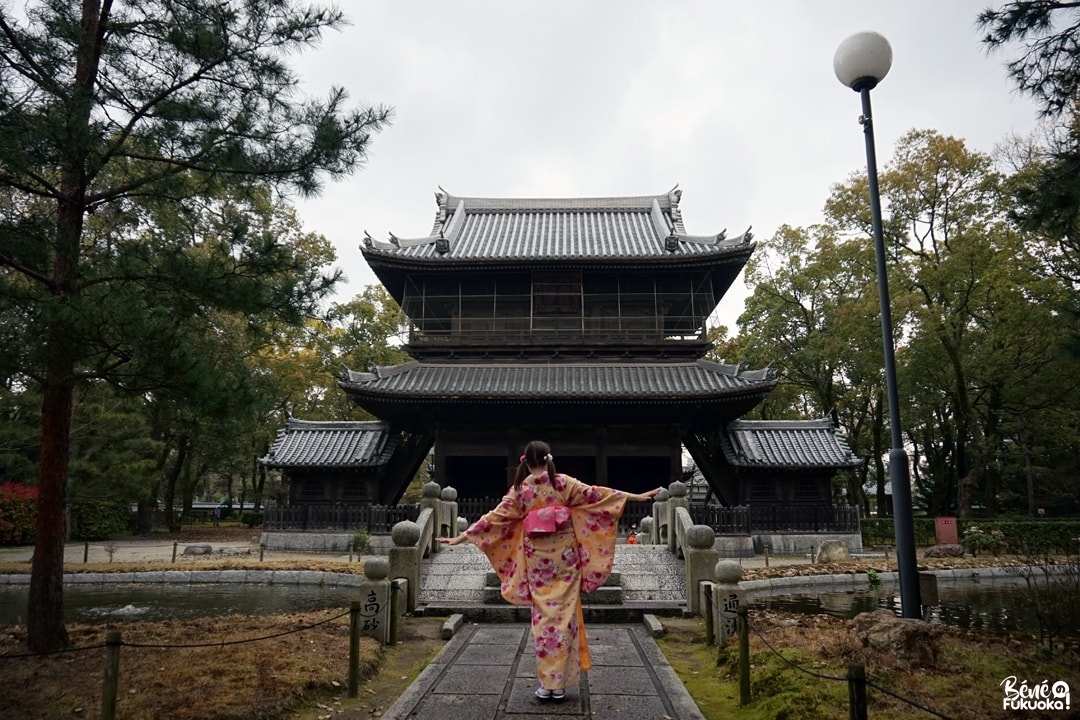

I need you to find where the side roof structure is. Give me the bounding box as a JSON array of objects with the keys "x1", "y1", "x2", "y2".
[
  {"x1": 259, "y1": 419, "x2": 398, "y2": 470},
  {"x1": 718, "y1": 418, "x2": 861, "y2": 470}
]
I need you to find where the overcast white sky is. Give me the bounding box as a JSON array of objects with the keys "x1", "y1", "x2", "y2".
[{"x1": 292, "y1": 1, "x2": 1041, "y2": 330}]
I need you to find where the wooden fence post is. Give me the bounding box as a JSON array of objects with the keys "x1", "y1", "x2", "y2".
[
  {"x1": 738, "y1": 606, "x2": 750, "y2": 706},
  {"x1": 847, "y1": 663, "x2": 867, "y2": 720},
  {"x1": 702, "y1": 584, "x2": 714, "y2": 646},
  {"x1": 348, "y1": 601, "x2": 361, "y2": 698},
  {"x1": 171, "y1": 542, "x2": 177, "y2": 563},
  {"x1": 101, "y1": 631, "x2": 122, "y2": 720}
]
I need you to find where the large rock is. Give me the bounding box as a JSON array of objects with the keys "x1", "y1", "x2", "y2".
[
  {"x1": 182, "y1": 544, "x2": 212, "y2": 556},
  {"x1": 852, "y1": 609, "x2": 941, "y2": 668},
  {"x1": 924, "y1": 543, "x2": 965, "y2": 558},
  {"x1": 815, "y1": 539, "x2": 851, "y2": 564}
]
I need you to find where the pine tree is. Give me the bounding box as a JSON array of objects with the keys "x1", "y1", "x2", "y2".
[{"x1": 0, "y1": 0, "x2": 390, "y2": 652}]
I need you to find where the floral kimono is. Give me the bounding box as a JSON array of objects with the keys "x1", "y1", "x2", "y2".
[{"x1": 464, "y1": 472, "x2": 627, "y2": 690}]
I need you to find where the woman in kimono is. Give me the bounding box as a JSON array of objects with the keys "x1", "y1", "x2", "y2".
[{"x1": 438, "y1": 440, "x2": 662, "y2": 701}]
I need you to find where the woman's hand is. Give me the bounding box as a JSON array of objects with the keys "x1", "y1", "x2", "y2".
[
  {"x1": 629, "y1": 487, "x2": 663, "y2": 503},
  {"x1": 437, "y1": 534, "x2": 468, "y2": 546}
]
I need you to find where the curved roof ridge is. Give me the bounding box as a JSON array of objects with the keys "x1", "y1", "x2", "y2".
[
  {"x1": 729, "y1": 417, "x2": 835, "y2": 429},
  {"x1": 437, "y1": 189, "x2": 680, "y2": 213},
  {"x1": 285, "y1": 418, "x2": 389, "y2": 431}
]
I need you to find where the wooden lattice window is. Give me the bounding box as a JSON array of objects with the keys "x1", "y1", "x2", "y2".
[
  {"x1": 341, "y1": 482, "x2": 369, "y2": 501},
  {"x1": 750, "y1": 478, "x2": 776, "y2": 500},
  {"x1": 794, "y1": 478, "x2": 820, "y2": 500},
  {"x1": 533, "y1": 271, "x2": 581, "y2": 315},
  {"x1": 299, "y1": 481, "x2": 326, "y2": 499}
]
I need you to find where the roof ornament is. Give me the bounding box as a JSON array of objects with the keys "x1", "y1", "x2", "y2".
[
  {"x1": 716, "y1": 228, "x2": 727, "y2": 243},
  {"x1": 664, "y1": 234, "x2": 680, "y2": 252},
  {"x1": 434, "y1": 187, "x2": 450, "y2": 225},
  {"x1": 388, "y1": 232, "x2": 400, "y2": 248},
  {"x1": 743, "y1": 225, "x2": 754, "y2": 243},
  {"x1": 362, "y1": 230, "x2": 374, "y2": 248},
  {"x1": 435, "y1": 233, "x2": 450, "y2": 254}
]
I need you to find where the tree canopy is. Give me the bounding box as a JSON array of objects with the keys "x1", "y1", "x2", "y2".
[
  {"x1": 732, "y1": 128, "x2": 1080, "y2": 520},
  {"x1": 0, "y1": 0, "x2": 390, "y2": 652}
]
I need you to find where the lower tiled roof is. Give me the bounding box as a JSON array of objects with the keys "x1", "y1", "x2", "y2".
[
  {"x1": 720, "y1": 419, "x2": 861, "y2": 469},
  {"x1": 338, "y1": 359, "x2": 776, "y2": 402},
  {"x1": 259, "y1": 419, "x2": 397, "y2": 469}
]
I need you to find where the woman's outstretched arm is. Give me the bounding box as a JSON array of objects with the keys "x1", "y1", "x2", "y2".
[{"x1": 625, "y1": 487, "x2": 663, "y2": 503}]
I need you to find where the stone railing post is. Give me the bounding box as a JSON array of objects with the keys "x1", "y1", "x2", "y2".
[
  {"x1": 638, "y1": 516, "x2": 653, "y2": 545},
  {"x1": 419, "y1": 481, "x2": 441, "y2": 555},
  {"x1": 439, "y1": 486, "x2": 458, "y2": 539},
  {"x1": 684, "y1": 524, "x2": 719, "y2": 616},
  {"x1": 712, "y1": 559, "x2": 744, "y2": 645},
  {"x1": 651, "y1": 489, "x2": 669, "y2": 546},
  {"x1": 357, "y1": 557, "x2": 392, "y2": 645},
  {"x1": 667, "y1": 481, "x2": 690, "y2": 554},
  {"x1": 388, "y1": 520, "x2": 421, "y2": 613}
]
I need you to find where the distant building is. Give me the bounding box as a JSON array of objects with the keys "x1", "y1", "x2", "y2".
[{"x1": 261, "y1": 188, "x2": 859, "y2": 529}]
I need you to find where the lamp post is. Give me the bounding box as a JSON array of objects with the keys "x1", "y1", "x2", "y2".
[{"x1": 833, "y1": 31, "x2": 921, "y2": 619}]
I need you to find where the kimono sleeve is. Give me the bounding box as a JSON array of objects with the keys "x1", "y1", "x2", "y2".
[
  {"x1": 463, "y1": 491, "x2": 531, "y2": 606},
  {"x1": 558, "y1": 475, "x2": 628, "y2": 593}
]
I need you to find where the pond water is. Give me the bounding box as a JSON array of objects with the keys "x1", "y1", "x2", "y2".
[
  {"x1": 1, "y1": 575, "x2": 1076, "y2": 638},
  {"x1": 748, "y1": 577, "x2": 1079, "y2": 637},
  {"x1": 0, "y1": 583, "x2": 361, "y2": 625}
]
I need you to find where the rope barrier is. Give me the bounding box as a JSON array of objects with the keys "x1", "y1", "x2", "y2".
[
  {"x1": 743, "y1": 614, "x2": 955, "y2": 720},
  {"x1": 865, "y1": 677, "x2": 954, "y2": 719},
  {"x1": 0, "y1": 642, "x2": 109, "y2": 660},
  {"x1": 0, "y1": 609, "x2": 350, "y2": 658},
  {"x1": 742, "y1": 614, "x2": 848, "y2": 682},
  {"x1": 120, "y1": 609, "x2": 351, "y2": 649}
]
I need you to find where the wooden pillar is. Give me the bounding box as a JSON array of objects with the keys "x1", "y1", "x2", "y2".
[
  {"x1": 596, "y1": 428, "x2": 608, "y2": 487},
  {"x1": 670, "y1": 430, "x2": 683, "y2": 486},
  {"x1": 433, "y1": 425, "x2": 446, "y2": 486}
]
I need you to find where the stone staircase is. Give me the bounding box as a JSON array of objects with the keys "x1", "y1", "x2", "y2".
[{"x1": 417, "y1": 543, "x2": 686, "y2": 621}]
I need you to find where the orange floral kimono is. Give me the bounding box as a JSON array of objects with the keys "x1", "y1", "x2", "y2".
[{"x1": 464, "y1": 472, "x2": 627, "y2": 690}]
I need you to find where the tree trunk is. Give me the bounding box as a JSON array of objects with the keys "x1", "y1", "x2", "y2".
[
  {"x1": 27, "y1": 0, "x2": 111, "y2": 654},
  {"x1": 873, "y1": 390, "x2": 888, "y2": 516},
  {"x1": 28, "y1": 355, "x2": 75, "y2": 652},
  {"x1": 162, "y1": 439, "x2": 188, "y2": 533},
  {"x1": 1017, "y1": 416, "x2": 1037, "y2": 517},
  {"x1": 252, "y1": 457, "x2": 265, "y2": 511}
]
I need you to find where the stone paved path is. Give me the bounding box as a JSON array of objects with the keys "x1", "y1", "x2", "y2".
[{"x1": 380, "y1": 622, "x2": 705, "y2": 720}]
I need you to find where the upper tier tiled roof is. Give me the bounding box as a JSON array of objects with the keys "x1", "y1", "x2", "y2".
[
  {"x1": 719, "y1": 419, "x2": 861, "y2": 470},
  {"x1": 259, "y1": 419, "x2": 397, "y2": 469},
  {"x1": 361, "y1": 187, "x2": 752, "y2": 263},
  {"x1": 339, "y1": 360, "x2": 776, "y2": 402}
]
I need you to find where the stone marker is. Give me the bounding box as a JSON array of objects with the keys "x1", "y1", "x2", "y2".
[{"x1": 713, "y1": 559, "x2": 744, "y2": 644}]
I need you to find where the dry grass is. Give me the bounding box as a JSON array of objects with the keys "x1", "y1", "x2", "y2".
[
  {"x1": 1, "y1": 611, "x2": 381, "y2": 720},
  {"x1": 658, "y1": 612, "x2": 1079, "y2": 720}
]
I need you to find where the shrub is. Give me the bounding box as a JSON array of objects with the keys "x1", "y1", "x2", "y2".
[
  {"x1": 352, "y1": 526, "x2": 370, "y2": 553},
  {"x1": 961, "y1": 523, "x2": 1006, "y2": 556},
  {"x1": 70, "y1": 498, "x2": 131, "y2": 540},
  {"x1": 241, "y1": 511, "x2": 263, "y2": 529},
  {"x1": 0, "y1": 481, "x2": 37, "y2": 545},
  {"x1": 861, "y1": 516, "x2": 937, "y2": 547}
]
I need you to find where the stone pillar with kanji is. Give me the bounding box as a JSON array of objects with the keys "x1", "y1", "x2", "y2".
[
  {"x1": 358, "y1": 557, "x2": 392, "y2": 645},
  {"x1": 712, "y1": 559, "x2": 744, "y2": 645}
]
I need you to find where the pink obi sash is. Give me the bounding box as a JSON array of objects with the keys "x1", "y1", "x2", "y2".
[{"x1": 523, "y1": 505, "x2": 570, "y2": 535}]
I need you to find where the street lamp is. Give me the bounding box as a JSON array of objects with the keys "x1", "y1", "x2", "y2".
[{"x1": 833, "y1": 31, "x2": 922, "y2": 619}]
